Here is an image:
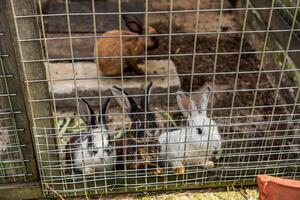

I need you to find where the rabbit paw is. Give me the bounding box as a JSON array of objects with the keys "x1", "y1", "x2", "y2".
[
  {"x1": 84, "y1": 167, "x2": 94, "y2": 175},
  {"x1": 204, "y1": 161, "x2": 215, "y2": 168},
  {"x1": 173, "y1": 166, "x2": 185, "y2": 175},
  {"x1": 152, "y1": 169, "x2": 163, "y2": 175}
]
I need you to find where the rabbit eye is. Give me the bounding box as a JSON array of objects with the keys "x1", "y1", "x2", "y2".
[
  {"x1": 107, "y1": 134, "x2": 111, "y2": 141},
  {"x1": 92, "y1": 150, "x2": 98, "y2": 155},
  {"x1": 197, "y1": 128, "x2": 203, "y2": 135},
  {"x1": 104, "y1": 148, "x2": 113, "y2": 155},
  {"x1": 136, "y1": 119, "x2": 142, "y2": 128}
]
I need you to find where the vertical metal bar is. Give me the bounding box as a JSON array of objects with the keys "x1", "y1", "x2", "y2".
[
  {"x1": 36, "y1": 0, "x2": 68, "y2": 195},
  {"x1": 63, "y1": 0, "x2": 90, "y2": 197},
  {"x1": 221, "y1": 0, "x2": 250, "y2": 184},
  {"x1": 91, "y1": 0, "x2": 109, "y2": 194},
  {"x1": 9, "y1": 0, "x2": 61, "y2": 196},
  {"x1": 250, "y1": 0, "x2": 276, "y2": 116},
  {"x1": 144, "y1": 0, "x2": 149, "y2": 190},
  {"x1": 117, "y1": 0, "x2": 127, "y2": 192},
  {"x1": 189, "y1": 0, "x2": 202, "y2": 185},
  {"x1": 205, "y1": 0, "x2": 225, "y2": 185},
  {"x1": 165, "y1": 0, "x2": 174, "y2": 188},
  {"x1": 228, "y1": 0, "x2": 250, "y2": 120}
]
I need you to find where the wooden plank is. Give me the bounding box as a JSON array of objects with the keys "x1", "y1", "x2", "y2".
[
  {"x1": 0, "y1": 177, "x2": 253, "y2": 200},
  {"x1": 0, "y1": 182, "x2": 43, "y2": 200},
  {"x1": 46, "y1": 1, "x2": 145, "y2": 33},
  {"x1": 42, "y1": 169, "x2": 258, "y2": 198},
  {"x1": 2, "y1": 0, "x2": 62, "y2": 188},
  {"x1": 46, "y1": 33, "x2": 94, "y2": 59},
  {"x1": 251, "y1": 0, "x2": 300, "y2": 68},
  {"x1": 44, "y1": 60, "x2": 181, "y2": 108}
]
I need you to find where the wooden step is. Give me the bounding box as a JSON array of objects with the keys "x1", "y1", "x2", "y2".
[
  {"x1": 45, "y1": 60, "x2": 181, "y2": 108},
  {"x1": 46, "y1": 0, "x2": 145, "y2": 33}
]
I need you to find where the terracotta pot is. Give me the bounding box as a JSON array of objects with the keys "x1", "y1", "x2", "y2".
[{"x1": 257, "y1": 175, "x2": 300, "y2": 200}]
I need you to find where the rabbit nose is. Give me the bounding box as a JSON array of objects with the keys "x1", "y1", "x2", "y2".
[
  {"x1": 212, "y1": 148, "x2": 222, "y2": 159},
  {"x1": 95, "y1": 156, "x2": 105, "y2": 162},
  {"x1": 94, "y1": 149, "x2": 105, "y2": 157}
]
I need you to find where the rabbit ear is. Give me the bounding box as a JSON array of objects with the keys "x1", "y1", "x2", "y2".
[
  {"x1": 111, "y1": 86, "x2": 138, "y2": 114},
  {"x1": 140, "y1": 82, "x2": 153, "y2": 111},
  {"x1": 122, "y1": 15, "x2": 143, "y2": 34},
  {"x1": 100, "y1": 98, "x2": 111, "y2": 127},
  {"x1": 78, "y1": 99, "x2": 97, "y2": 126},
  {"x1": 176, "y1": 91, "x2": 198, "y2": 119},
  {"x1": 199, "y1": 85, "x2": 212, "y2": 115}
]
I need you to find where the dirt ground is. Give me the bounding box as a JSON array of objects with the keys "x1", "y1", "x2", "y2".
[
  {"x1": 145, "y1": 2, "x2": 299, "y2": 167},
  {"x1": 54, "y1": 0, "x2": 299, "y2": 173},
  {"x1": 48, "y1": 1, "x2": 300, "y2": 196},
  {"x1": 68, "y1": 187, "x2": 259, "y2": 200}
]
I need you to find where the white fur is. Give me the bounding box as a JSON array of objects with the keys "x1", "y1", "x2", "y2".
[
  {"x1": 73, "y1": 127, "x2": 115, "y2": 174},
  {"x1": 68, "y1": 98, "x2": 116, "y2": 174},
  {"x1": 159, "y1": 86, "x2": 222, "y2": 170}
]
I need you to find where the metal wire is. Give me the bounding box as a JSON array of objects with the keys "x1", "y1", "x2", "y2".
[
  {"x1": 6, "y1": 0, "x2": 300, "y2": 198},
  {"x1": 0, "y1": 37, "x2": 28, "y2": 183}
]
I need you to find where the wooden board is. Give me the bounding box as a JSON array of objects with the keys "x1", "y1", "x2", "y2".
[
  {"x1": 251, "y1": 0, "x2": 300, "y2": 69},
  {"x1": 46, "y1": 0, "x2": 145, "y2": 33},
  {"x1": 0, "y1": 0, "x2": 42, "y2": 182},
  {"x1": 0, "y1": 182, "x2": 43, "y2": 200},
  {"x1": 2, "y1": 0, "x2": 62, "y2": 184},
  {"x1": 44, "y1": 60, "x2": 181, "y2": 108},
  {"x1": 46, "y1": 34, "x2": 94, "y2": 60}
]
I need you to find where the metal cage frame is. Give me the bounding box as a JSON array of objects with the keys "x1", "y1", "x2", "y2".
[{"x1": 0, "y1": 0, "x2": 299, "y2": 199}]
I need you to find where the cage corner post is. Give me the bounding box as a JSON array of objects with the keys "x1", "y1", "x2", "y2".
[{"x1": 0, "y1": 0, "x2": 63, "y2": 198}]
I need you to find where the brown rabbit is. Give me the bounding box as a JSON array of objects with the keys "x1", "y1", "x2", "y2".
[{"x1": 94, "y1": 16, "x2": 159, "y2": 76}]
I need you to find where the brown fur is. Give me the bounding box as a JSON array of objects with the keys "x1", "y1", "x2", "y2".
[
  {"x1": 114, "y1": 134, "x2": 161, "y2": 174},
  {"x1": 94, "y1": 26, "x2": 158, "y2": 76},
  {"x1": 111, "y1": 83, "x2": 162, "y2": 174}
]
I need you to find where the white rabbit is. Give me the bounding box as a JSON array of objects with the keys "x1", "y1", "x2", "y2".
[
  {"x1": 65, "y1": 98, "x2": 116, "y2": 175},
  {"x1": 159, "y1": 85, "x2": 222, "y2": 174}
]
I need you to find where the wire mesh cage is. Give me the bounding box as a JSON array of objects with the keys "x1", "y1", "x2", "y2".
[
  {"x1": 0, "y1": 47, "x2": 28, "y2": 184},
  {"x1": 6, "y1": 0, "x2": 300, "y2": 198}
]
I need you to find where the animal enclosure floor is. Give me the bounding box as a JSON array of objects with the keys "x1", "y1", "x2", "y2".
[
  {"x1": 45, "y1": 60, "x2": 180, "y2": 108},
  {"x1": 66, "y1": 187, "x2": 259, "y2": 200},
  {"x1": 146, "y1": 1, "x2": 298, "y2": 169},
  {"x1": 43, "y1": 0, "x2": 298, "y2": 182},
  {"x1": 43, "y1": 0, "x2": 240, "y2": 59},
  {"x1": 149, "y1": 21, "x2": 299, "y2": 166}
]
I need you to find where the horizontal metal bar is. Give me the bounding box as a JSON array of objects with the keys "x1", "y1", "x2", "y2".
[
  {"x1": 13, "y1": 6, "x2": 300, "y2": 19},
  {"x1": 0, "y1": 110, "x2": 22, "y2": 115},
  {"x1": 0, "y1": 74, "x2": 14, "y2": 78},
  {"x1": 17, "y1": 28, "x2": 300, "y2": 43},
  {"x1": 0, "y1": 54, "x2": 9, "y2": 58},
  {"x1": 20, "y1": 49, "x2": 300, "y2": 63},
  {"x1": 0, "y1": 93, "x2": 16, "y2": 97}
]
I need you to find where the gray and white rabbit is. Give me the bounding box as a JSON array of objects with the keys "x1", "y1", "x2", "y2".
[
  {"x1": 159, "y1": 85, "x2": 222, "y2": 174},
  {"x1": 65, "y1": 98, "x2": 115, "y2": 175}
]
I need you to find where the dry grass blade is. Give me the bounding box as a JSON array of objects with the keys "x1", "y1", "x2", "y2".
[{"x1": 44, "y1": 183, "x2": 65, "y2": 200}]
